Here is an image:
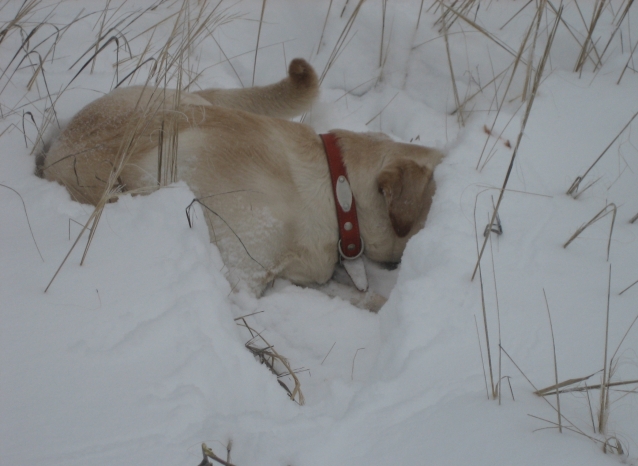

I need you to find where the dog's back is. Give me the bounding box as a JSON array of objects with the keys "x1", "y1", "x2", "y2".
[{"x1": 37, "y1": 59, "x2": 319, "y2": 205}]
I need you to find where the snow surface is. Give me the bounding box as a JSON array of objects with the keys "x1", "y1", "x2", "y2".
[{"x1": 1, "y1": 1, "x2": 637, "y2": 465}]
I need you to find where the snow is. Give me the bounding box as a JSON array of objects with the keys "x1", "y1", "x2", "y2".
[{"x1": 1, "y1": 1, "x2": 637, "y2": 465}]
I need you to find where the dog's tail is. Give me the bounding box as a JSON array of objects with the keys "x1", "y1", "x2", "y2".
[{"x1": 193, "y1": 58, "x2": 319, "y2": 119}]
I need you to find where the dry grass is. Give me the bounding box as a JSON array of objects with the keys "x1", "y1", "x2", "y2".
[
  {"x1": 574, "y1": 0, "x2": 607, "y2": 73},
  {"x1": 236, "y1": 317, "x2": 305, "y2": 405},
  {"x1": 473, "y1": 189, "x2": 498, "y2": 400},
  {"x1": 0, "y1": 183, "x2": 44, "y2": 262},
  {"x1": 453, "y1": 3, "x2": 638, "y2": 440},
  {"x1": 563, "y1": 203, "x2": 617, "y2": 261},
  {"x1": 252, "y1": 0, "x2": 267, "y2": 86},
  {"x1": 543, "y1": 289, "x2": 562, "y2": 433},
  {"x1": 199, "y1": 442, "x2": 237, "y2": 466},
  {"x1": 318, "y1": 0, "x2": 366, "y2": 85},
  {"x1": 530, "y1": 268, "x2": 637, "y2": 451},
  {"x1": 34, "y1": 0, "x2": 234, "y2": 291},
  {"x1": 472, "y1": 1, "x2": 562, "y2": 281},
  {"x1": 500, "y1": 345, "x2": 602, "y2": 443},
  {"x1": 567, "y1": 110, "x2": 638, "y2": 196}
]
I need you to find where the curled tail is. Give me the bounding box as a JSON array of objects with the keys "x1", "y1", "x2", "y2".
[{"x1": 193, "y1": 58, "x2": 318, "y2": 119}]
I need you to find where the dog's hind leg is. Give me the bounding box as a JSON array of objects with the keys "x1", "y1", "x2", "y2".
[{"x1": 193, "y1": 58, "x2": 319, "y2": 119}]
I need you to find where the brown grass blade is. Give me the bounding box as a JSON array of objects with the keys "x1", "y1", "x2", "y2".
[{"x1": 472, "y1": 3, "x2": 561, "y2": 280}]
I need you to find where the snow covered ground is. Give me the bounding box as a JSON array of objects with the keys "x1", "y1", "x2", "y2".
[{"x1": 1, "y1": 1, "x2": 637, "y2": 465}]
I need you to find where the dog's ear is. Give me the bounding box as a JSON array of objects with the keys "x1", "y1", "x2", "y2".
[{"x1": 377, "y1": 159, "x2": 433, "y2": 237}]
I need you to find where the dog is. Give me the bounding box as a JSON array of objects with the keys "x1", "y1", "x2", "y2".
[{"x1": 38, "y1": 59, "x2": 442, "y2": 309}]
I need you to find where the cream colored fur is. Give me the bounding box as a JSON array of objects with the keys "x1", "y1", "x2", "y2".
[{"x1": 40, "y1": 58, "x2": 442, "y2": 300}]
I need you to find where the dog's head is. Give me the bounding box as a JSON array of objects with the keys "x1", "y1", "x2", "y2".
[
  {"x1": 377, "y1": 158, "x2": 433, "y2": 238},
  {"x1": 332, "y1": 131, "x2": 443, "y2": 264}
]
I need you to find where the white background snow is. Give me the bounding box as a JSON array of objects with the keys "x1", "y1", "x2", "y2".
[{"x1": 1, "y1": 1, "x2": 637, "y2": 465}]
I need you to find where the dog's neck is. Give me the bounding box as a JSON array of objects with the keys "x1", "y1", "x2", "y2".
[{"x1": 320, "y1": 133, "x2": 364, "y2": 260}]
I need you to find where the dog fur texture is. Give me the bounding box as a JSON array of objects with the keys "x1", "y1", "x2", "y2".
[{"x1": 39, "y1": 59, "x2": 442, "y2": 297}]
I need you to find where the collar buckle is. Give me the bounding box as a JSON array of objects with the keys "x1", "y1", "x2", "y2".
[{"x1": 338, "y1": 237, "x2": 365, "y2": 260}]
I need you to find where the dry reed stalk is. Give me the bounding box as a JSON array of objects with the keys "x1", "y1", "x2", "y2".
[
  {"x1": 45, "y1": 1, "x2": 229, "y2": 290},
  {"x1": 210, "y1": 35, "x2": 243, "y2": 87},
  {"x1": 474, "y1": 315, "x2": 490, "y2": 399},
  {"x1": 546, "y1": 0, "x2": 596, "y2": 69},
  {"x1": 479, "y1": 101, "x2": 525, "y2": 172},
  {"x1": 0, "y1": 0, "x2": 40, "y2": 46},
  {"x1": 475, "y1": 3, "x2": 540, "y2": 170},
  {"x1": 378, "y1": 17, "x2": 394, "y2": 81},
  {"x1": 416, "y1": 0, "x2": 425, "y2": 30},
  {"x1": 562, "y1": 203, "x2": 616, "y2": 261},
  {"x1": 574, "y1": 0, "x2": 608, "y2": 73},
  {"x1": 22, "y1": 110, "x2": 38, "y2": 147},
  {"x1": 334, "y1": 76, "x2": 377, "y2": 102},
  {"x1": 237, "y1": 318, "x2": 304, "y2": 405},
  {"x1": 252, "y1": 0, "x2": 267, "y2": 87},
  {"x1": 44, "y1": 108, "x2": 163, "y2": 285},
  {"x1": 598, "y1": 264, "x2": 612, "y2": 434},
  {"x1": 521, "y1": 0, "x2": 547, "y2": 102},
  {"x1": 619, "y1": 278, "x2": 638, "y2": 295},
  {"x1": 341, "y1": 0, "x2": 351, "y2": 18},
  {"x1": 81, "y1": 1, "x2": 221, "y2": 265},
  {"x1": 91, "y1": 0, "x2": 112, "y2": 74},
  {"x1": 77, "y1": 90, "x2": 174, "y2": 266},
  {"x1": 365, "y1": 91, "x2": 399, "y2": 126},
  {"x1": 527, "y1": 306, "x2": 637, "y2": 446},
  {"x1": 613, "y1": 0, "x2": 635, "y2": 25},
  {"x1": 528, "y1": 414, "x2": 608, "y2": 446},
  {"x1": 186, "y1": 198, "x2": 266, "y2": 270},
  {"x1": 607, "y1": 312, "x2": 638, "y2": 373},
  {"x1": 586, "y1": 382, "x2": 596, "y2": 432},
  {"x1": 488, "y1": 229, "x2": 502, "y2": 403},
  {"x1": 572, "y1": 176, "x2": 601, "y2": 200},
  {"x1": 599, "y1": 0, "x2": 635, "y2": 66},
  {"x1": 22, "y1": 13, "x2": 94, "y2": 144},
  {"x1": 474, "y1": 191, "x2": 496, "y2": 399},
  {"x1": 351, "y1": 347, "x2": 365, "y2": 380},
  {"x1": 0, "y1": 184, "x2": 44, "y2": 262},
  {"x1": 538, "y1": 379, "x2": 638, "y2": 396},
  {"x1": 452, "y1": 66, "x2": 508, "y2": 116},
  {"x1": 321, "y1": 342, "x2": 336, "y2": 365},
  {"x1": 543, "y1": 289, "x2": 562, "y2": 433},
  {"x1": 602, "y1": 437, "x2": 625, "y2": 455},
  {"x1": 567, "y1": 110, "x2": 638, "y2": 196},
  {"x1": 617, "y1": 38, "x2": 638, "y2": 84},
  {"x1": 379, "y1": 0, "x2": 387, "y2": 68},
  {"x1": 435, "y1": 0, "x2": 476, "y2": 32},
  {"x1": 200, "y1": 443, "x2": 237, "y2": 466},
  {"x1": 501, "y1": 345, "x2": 599, "y2": 443},
  {"x1": 1, "y1": 26, "x2": 47, "y2": 87},
  {"x1": 535, "y1": 371, "x2": 599, "y2": 396},
  {"x1": 435, "y1": 0, "x2": 521, "y2": 62},
  {"x1": 499, "y1": 0, "x2": 534, "y2": 30},
  {"x1": 317, "y1": 0, "x2": 334, "y2": 55},
  {"x1": 318, "y1": 0, "x2": 366, "y2": 85},
  {"x1": 442, "y1": 16, "x2": 464, "y2": 126},
  {"x1": 472, "y1": 4, "x2": 562, "y2": 281}
]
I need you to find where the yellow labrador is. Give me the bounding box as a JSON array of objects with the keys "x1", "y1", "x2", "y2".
[{"x1": 39, "y1": 59, "x2": 442, "y2": 308}]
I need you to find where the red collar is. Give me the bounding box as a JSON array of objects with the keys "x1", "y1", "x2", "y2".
[{"x1": 320, "y1": 133, "x2": 364, "y2": 259}]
